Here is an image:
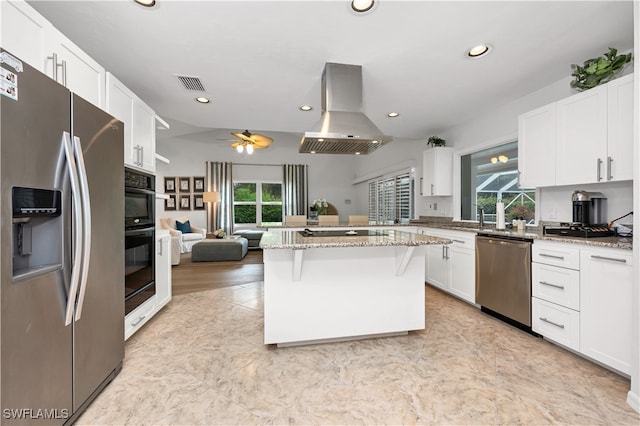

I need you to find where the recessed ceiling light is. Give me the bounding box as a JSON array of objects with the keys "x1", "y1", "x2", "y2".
[
  {"x1": 134, "y1": 0, "x2": 156, "y2": 7},
  {"x1": 372, "y1": 140, "x2": 379, "y2": 144},
  {"x1": 467, "y1": 44, "x2": 491, "y2": 58},
  {"x1": 299, "y1": 105, "x2": 313, "y2": 111},
  {"x1": 387, "y1": 112, "x2": 399, "y2": 118},
  {"x1": 195, "y1": 97, "x2": 210, "y2": 104},
  {"x1": 351, "y1": 0, "x2": 375, "y2": 13},
  {"x1": 310, "y1": 151, "x2": 316, "y2": 154},
  {"x1": 355, "y1": 152, "x2": 361, "y2": 155}
]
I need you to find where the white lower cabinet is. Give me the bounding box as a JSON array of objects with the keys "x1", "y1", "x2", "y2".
[
  {"x1": 532, "y1": 240, "x2": 632, "y2": 375},
  {"x1": 125, "y1": 234, "x2": 172, "y2": 340},
  {"x1": 155, "y1": 234, "x2": 172, "y2": 310},
  {"x1": 580, "y1": 247, "x2": 632, "y2": 375},
  {"x1": 420, "y1": 227, "x2": 476, "y2": 304}
]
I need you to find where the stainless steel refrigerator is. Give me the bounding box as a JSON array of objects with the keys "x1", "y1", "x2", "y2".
[{"x1": 1, "y1": 49, "x2": 124, "y2": 425}]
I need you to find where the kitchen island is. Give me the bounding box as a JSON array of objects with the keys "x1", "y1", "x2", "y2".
[{"x1": 260, "y1": 229, "x2": 450, "y2": 346}]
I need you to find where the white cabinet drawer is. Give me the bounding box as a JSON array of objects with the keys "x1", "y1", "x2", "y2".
[
  {"x1": 125, "y1": 296, "x2": 155, "y2": 340},
  {"x1": 532, "y1": 298, "x2": 580, "y2": 352},
  {"x1": 533, "y1": 242, "x2": 580, "y2": 270},
  {"x1": 532, "y1": 263, "x2": 580, "y2": 310}
]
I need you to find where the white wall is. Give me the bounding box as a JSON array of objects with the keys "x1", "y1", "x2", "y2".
[{"x1": 155, "y1": 131, "x2": 359, "y2": 229}]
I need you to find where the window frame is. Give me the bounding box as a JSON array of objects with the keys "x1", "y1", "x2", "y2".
[
  {"x1": 452, "y1": 134, "x2": 540, "y2": 224},
  {"x1": 367, "y1": 168, "x2": 415, "y2": 224},
  {"x1": 232, "y1": 179, "x2": 283, "y2": 227}
]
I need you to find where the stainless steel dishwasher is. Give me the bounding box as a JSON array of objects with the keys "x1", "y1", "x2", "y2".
[{"x1": 475, "y1": 233, "x2": 533, "y2": 328}]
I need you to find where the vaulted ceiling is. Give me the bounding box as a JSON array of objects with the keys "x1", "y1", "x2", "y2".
[{"x1": 28, "y1": 1, "x2": 634, "y2": 144}]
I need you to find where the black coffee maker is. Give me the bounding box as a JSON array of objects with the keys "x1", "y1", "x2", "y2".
[{"x1": 572, "y1": 190, "x2": 607, "y2": 226}]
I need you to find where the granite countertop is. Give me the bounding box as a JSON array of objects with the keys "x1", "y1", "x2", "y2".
[
  {"x1": 259, "y1": 229, "x2": 451, "y2": 250},
  {"x1": 259, "y1": 222, "x2": 414, "y2": 228},
  {"x1": 410, "y1": 219, "x2": 632, "y2": 250}
]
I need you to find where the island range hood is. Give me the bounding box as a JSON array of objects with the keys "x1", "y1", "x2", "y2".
[{"x1": 299, "y1": 63, "x2": 392, "y2": 155}]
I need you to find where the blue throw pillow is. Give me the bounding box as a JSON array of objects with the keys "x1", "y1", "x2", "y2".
[{"x1": 175, "y1": 220, "x2": 192, "y2": 233}]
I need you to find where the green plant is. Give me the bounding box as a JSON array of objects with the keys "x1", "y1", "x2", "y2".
[
  {"x1": 570, "y1": 47, "x2": 633, "y2": 91},
  {"x1": 427, "y1": 136, "x2": 446, "y2": 147}
]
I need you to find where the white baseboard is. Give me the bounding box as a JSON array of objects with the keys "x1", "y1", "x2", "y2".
[{"x1": 627, "y1": 390, "x2": 640, "y2": 414}]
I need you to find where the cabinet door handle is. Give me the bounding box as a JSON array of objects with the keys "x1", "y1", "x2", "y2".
[
  {"x1": 442, "y1": 245, "x2": 446, "y2": 259},
  {"x1": 539, "y1": 281, "x2": 565, "y2": 290},
  {"x1": 131, "y1": 315, "x2": 146, "y2": 327},
  {"x1": 452, "y1": 239, "x2": 465, "y2": 244},
  {"x1": 596, "y1": 158, "x2": 603, "y2": 182},
  {"x1": 158, "y1": 240, "x2": 163, "y2": 256},
  {"x1": 539, "y1": 317, "x2": 565, "y2": 329},
  {"x1": 539, "y1": 253, "x2": 564, "y2": 260},
  {"x1": 61, "y1": 60, "x2": 67, "y2": 86},
  {"x1": 590, "y1": 255, "x2": 626, "y2": 263},
  {"x1": 607, "y1": 156, "x2": 613, "y2": 181},
  {"x1": 140, "y1": 145, "x2": 144, "y2": 166},
  {"x1": 47, "y1": 52, "x2": 60, "y2": 81},
  {"x1": 430, "y1": 183, "x2": 434, "y2": 196}
]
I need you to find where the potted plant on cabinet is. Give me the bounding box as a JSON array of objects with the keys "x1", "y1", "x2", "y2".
[{"x1": 427, "y1": 136, "x2": 446, "y2": 147}]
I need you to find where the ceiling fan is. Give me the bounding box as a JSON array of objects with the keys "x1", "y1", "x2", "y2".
[{"x1": 225, "y1": 130, "x2": 273, "y2": 154}]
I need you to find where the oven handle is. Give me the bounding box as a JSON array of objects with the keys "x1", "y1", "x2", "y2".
[
  {"x1": 125, "y1": 226, "x2": 155, "y2": 236},
  {"x1": 125, "y1": 187, "x2": 155, "y2": 196}
]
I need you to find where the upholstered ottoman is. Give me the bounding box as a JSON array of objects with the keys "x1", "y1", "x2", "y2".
[
  {"x1": 232, "y1": 229, "x2": 264, "y2": 249},
  {"x1": 191, "y1": 237, "x2": 249, "y2": 262}
]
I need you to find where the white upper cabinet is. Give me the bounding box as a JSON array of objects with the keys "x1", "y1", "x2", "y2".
[
  {"x1": 106, "y1": 72, "x2": 156, "y2": 173},
  {"x1": 1, "y1": 0, "x2": 50, "y2": 72},
  {"x1": 518, "y1": 103, "x2": 557, "y2": 188},
  {"x1": 556, "y1": 84, "x2": 608, "y2": 185},
  {"x1": 44, "y1": 30, "x2": 105, "y2": 108},
  {"x1": 605, "y1": 73, "x2": 633, "y2": 182},
  {"x1": 518, "y1": 73, "x2": 633, "y2": 187},
  {"x1": 422, "y1": 147, "x2": 453, "y2": 196},
  {"x1": 1, "y1": 0, "x2": 105, "y2": 108}
]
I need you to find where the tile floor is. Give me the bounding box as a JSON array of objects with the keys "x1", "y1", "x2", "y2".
[{"x1": 78, "y1": 283, "x2": 640, "y2": 425}]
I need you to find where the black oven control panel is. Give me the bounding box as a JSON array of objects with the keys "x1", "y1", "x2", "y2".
[{"x1": 125, "y1": 168, "x2": 154, "y2": 191}]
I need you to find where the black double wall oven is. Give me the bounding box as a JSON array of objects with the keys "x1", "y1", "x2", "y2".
[{"x1": 124, "y1": 168, "x2": 156, "y2": 315}]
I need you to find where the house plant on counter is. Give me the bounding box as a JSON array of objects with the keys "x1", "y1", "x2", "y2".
[
  {"x1": 310, "y1": 198, "x2": 328, "y2": 218},
  {"x1": 570, "y1": 47, "x2": 633, "y2": 91},
  {"x1": 427, "y1": 136, "x2": 446, "y2": 147}
]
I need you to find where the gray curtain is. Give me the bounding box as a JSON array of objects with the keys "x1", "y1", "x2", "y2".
[
  {"x1": 282, "y1": 164, "x2": 309, "y2": 216},
  {"x1": 206, "y1": 161, "x2": 234, "y2": 234}
]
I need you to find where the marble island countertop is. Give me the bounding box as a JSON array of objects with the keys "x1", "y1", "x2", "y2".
[
  {"x1": 259, "y1": 221, "x2": 414, "y2": 229},
  {"x1": 260, "y1": 229, "x2": 451, "y2": 250}
]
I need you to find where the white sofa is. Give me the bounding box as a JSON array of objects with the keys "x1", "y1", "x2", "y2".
[{"x1": 159, "y1": 217, "x2": 206, "y2": 253}]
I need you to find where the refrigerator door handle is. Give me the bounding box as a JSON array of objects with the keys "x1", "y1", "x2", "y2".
[
  {"x1": 62, "y1": 132, "x2": 83, "y2": 326},
  {"x1": 73, "y1": 136, "x2": 92, "y2": 321}
]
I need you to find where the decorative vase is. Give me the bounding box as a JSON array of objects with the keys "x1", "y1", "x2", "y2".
[{"x1": 309, "y1": 210, "x2": 318, "y2": 220}]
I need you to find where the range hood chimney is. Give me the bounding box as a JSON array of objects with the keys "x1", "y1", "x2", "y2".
[{"x1": 299, "y1": 63, "x2": 392, "y2": 155}]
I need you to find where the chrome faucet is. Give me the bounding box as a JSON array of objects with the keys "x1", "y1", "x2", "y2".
[{"x1": 478, "y1": 206, "x2": 485, "y2": 229}]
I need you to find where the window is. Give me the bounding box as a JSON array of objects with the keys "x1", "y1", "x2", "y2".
[
  {"x1": 233, "y1": 181, "x2": 282, "y2": 225},
  {"x1": 460, "y1": 141, "x2": 535, "y2": 223},
  {"x1": 368, "y1": 171, "x2": 414, "y2": 224}
]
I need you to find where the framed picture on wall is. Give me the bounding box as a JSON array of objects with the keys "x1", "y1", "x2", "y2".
[
  {"x1": 165, "y1": 194, "x2": 177, "y2": 211},
  {"x1": 164, "y1": 177, "x2": 176, "y2": 193},
  {"x1": 193, "y1": 176, "x2": 205, "y2": 193},
  {"x1": 179, "y1": 194, "x2": 191, "y2": 210},
  {"x1": 178, "y1": 177, "x2": 191, "y2": 192},
  {"x1": 193, "y1": 194, "x2": 205, "y2": 210}
]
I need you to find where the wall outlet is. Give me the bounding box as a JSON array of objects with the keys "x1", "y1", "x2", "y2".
[{"x1": 433, "y1": 202, "x2": 438, "y2": 210}]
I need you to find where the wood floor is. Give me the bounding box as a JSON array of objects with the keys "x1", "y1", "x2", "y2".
[{"x1": 171, "y1": 249, "x2": 264, "y2": 296}]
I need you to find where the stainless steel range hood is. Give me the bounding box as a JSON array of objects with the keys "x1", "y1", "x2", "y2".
[{"x1": 299, "y1": 63, "x2": 392, "y2": 155}]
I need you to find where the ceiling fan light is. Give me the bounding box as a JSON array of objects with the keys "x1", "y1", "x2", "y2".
[
  {"x1": 134, "y1": 0, "x2": 156, "y2": 7},
  {"x1": 236, "y1": 145, "x2": 244, "y2": 153},
  {"x1": 351, "y1": 0, "x2": 374, "y2": 13},
  {"x1": 246, "y1": 144, "x2": 254, "y2": 154}
]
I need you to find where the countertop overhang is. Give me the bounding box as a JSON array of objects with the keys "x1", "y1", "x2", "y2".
[{"x1": 259, "y1": 229, "x2": 450, "y2": 250}]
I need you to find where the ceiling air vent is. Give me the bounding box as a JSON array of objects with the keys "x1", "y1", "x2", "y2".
[{"x1": 175, "y1": 75, "x2": 205, "y2": 91}]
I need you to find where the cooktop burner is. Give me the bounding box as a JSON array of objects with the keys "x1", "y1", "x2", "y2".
[{"x1": 543, "y1": 224, "x2": 615, "y2": 238}]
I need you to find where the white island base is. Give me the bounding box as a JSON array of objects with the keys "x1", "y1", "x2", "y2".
[{"x1": 263, "y1": 245, "x2": 426, "y2": 346}]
